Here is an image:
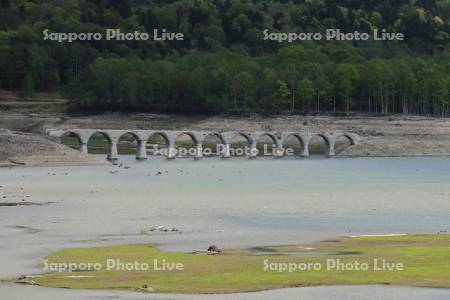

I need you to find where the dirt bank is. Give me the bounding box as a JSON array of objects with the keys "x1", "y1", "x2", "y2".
[
  {"x1": 194, "y1": 115, "x2": 450, "y2": 157},
  {"x1": 1, "y1": 103, "x2": 450, "y2": 159},
  {"x1": 0, "y1": 129, "x2": 108, "y2": 167}
]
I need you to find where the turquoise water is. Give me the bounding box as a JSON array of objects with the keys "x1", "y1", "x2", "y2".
[
  {"x1": 1, "y1": 156, "x2": 449, "y2": 238},
  {"x1": 0, "y1": 156, "x2": 449, "y2": 299}
]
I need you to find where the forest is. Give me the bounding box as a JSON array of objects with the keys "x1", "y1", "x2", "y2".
[{"x1": 0, "y1": 0, "x2": 449, "y2": 115}]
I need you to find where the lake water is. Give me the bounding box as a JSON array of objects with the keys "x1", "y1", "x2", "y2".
[{"x1": 0, "y1": 156, "x2": 449, "y2": 299}]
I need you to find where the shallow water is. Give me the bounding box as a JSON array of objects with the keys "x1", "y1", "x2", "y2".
[
  {"x1": 1, "y1": 283, "x2": 450, "y2": 300},
  {"x1": 0, "y1": 156, "x2": 449, "y2": 299}
]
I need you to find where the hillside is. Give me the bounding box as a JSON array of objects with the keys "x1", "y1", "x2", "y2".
[{"x1": 0, "y1": 0, "x2": 449, "y2": 115}]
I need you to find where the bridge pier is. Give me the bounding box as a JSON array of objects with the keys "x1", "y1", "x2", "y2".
[
  {"x1": 167, "y1": 144, "x2": 177, "y2": 159},
  {"x1": 327, "y1": 143, "x2": 335, "y2": 156},
  {"x1": 80, "y1": 142, "x2": 88, "y2": 154},
  {"x1": 107, "y1": 142, "x2": 119, "y2": 162},
  {"x1": 274, "y1": 140, "x2": 284, "y2": 158},
  {"x1": 300, "y1": 142, "x2": 309, "y2": 157},
  {"x1": 325, "y1": 134, "x2": 336, "y2": 157},
  {"x1": 195, "y1": 143, "x2": 203, "y2": 160},
  {"x1": 136, "y1": 140, "x2": 147, "y2": 160},
  {"x1": 221, "y1": 144, "x2": 231, "y2": 158},
  {"x1": 249, "y1": 142, "x2": 258, "y2": 158},
  {"x1": 274, "y1": 147, "x2": 284, "y2": 157}
]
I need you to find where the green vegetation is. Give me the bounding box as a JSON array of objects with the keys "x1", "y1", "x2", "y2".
[
  {"x1": 0, "y1": 1, "x2": 449, "y2": 115},
  {"x1": 23, "y1": 234, "x2": 450, "y2": 293}
]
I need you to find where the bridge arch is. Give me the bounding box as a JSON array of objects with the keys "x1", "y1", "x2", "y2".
[
  {"x1": 47, "y1": 129, "x2": 359, "y2": 160},
  {"x1": 308, "y1": 134, "x2": 331, "y2": 156},
  {"x1": 147, "y1": 132, "x2": 171, "y2": 157},
  {"x1": 201, "y1": 132, "x2": 225, "y2": 145},
  {"x1": 59, "y1": 131, "x2": 83, "y2": 150},
  {"x1": 116, "y1": 132, "x2": 141, "y2": 157},
  {"x1": 201, "y1": 133, "x2": 226, "y2": 156},
  {"x1": 88, "y1": 131, "x2": 113, "y2": 144},
  {"x1": 118, "y1": 131, "x2": 140, "y2": 142},
  {"x1": 282, "y1": 133, "x2": 305, "y2": 157},
  {"x1": 335, "y1": 133, "x2": 358, "y2": 145},
  {"x1": 175, "y1": 132, "x2": 200, "y2": 145},
  {"x1": 61, "y1": 130, "x2": 82, "y2": 140},
  {"x1": 230, "y1": 132, "x2": 253, "y2": 145},
  {"x1": 332, "y1": 133, "x2": 358, "y2": 155},
  {"x1": 227, "y1": 133, "x2": 254, "y2": 157},
  {"x1": 255, "y1": 133, "x2": 279, "y2": 157},
  {"x1": 173, "y1": 132, "x2": 201, "y2": 158},
  {"x1": 256, "y1": 133, "x2": 278, "y2": 144},
  {"x1": 85, "y1": 131, "x2": 115, "y2": 160},
  {"x1": 148, "y1": 131, "x2": 170, "y2": 145}
]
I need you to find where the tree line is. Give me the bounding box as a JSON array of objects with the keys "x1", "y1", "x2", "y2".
[
  {"x1": 70, "y1": 47, "x2": 450, "y2": 116},
  {"x1": 0, "y1": 0, "x2": 449, "y2": 115}
]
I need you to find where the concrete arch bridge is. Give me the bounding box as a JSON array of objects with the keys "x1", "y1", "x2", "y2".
[{"x1": 47, "y1": 129, "x2": 361, "y2": 161}]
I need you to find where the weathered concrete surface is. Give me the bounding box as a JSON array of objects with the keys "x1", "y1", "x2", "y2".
[{"x1": 47, "y1": 129, "x2": 360, "y2": 161}]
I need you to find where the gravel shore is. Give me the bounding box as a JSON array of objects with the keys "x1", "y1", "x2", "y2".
[
  {"x1": 0, "y1": 129, "x2": 107, "y2": 167},
  {"x1": 1, "y1": 112, "x2": 450, "y2": 165}
]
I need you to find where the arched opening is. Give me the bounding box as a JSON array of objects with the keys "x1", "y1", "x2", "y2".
[
  {"x1": 256, "y1": 134, "x2": 277, "y2": 157},
  {"x1": 60, "y1": 132, "x2": 81, "y2": 151},
  {"x1": 334, "y1": 134, "x2": 353, "y2": 155},
  {"x1": 202, "y1": 133, "x2": 224, "y2": 157},
  {"x1": 87, "y1": 132, "x2": 111, "y2": 158},
  {"x1": 282, "y1": 135, "x2": 303, "y2": 157},
  {"x1": 229, "y1": 133, "x2": 252, "y2": 157},
  {"x1": 174, "y1": 133, "x2": 197, "y2": 158},
  {"x1": 308, "y1": 135, "x2": 329, "y2": 157},
  {"x1": 147, "y1": 132, "x2": 169, "y2": 157},
  {"x1": 117, "y1": 133, "x2": 139, "y2": 156}
]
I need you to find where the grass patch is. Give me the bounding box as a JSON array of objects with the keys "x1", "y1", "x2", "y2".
[{"x1": 18, "y1": 234, "x2": 450, "y2": 294}]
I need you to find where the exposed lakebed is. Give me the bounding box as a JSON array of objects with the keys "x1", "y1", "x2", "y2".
[{"x1": 0, "y1": 156, "x2": 449, "y2": 299}]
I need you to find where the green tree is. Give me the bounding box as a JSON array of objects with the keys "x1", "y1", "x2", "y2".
[
  {"x1": 232, "y1": 72, "x2": 256, "y2": 112},
  {"x1": 334, "y1": 64, "x2": 360, "y2": 115},
  {"x1": 298, "y1": 78, "x2": 315, "y2": 112},
  {"x1": 21, "y1": 73, "x2": 35, "y2": 98},
  {"x1": 276, "y1": 79, "x2": 290, "y2": 109}
]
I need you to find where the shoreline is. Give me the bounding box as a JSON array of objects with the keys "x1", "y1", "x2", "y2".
[
  {"x1": 1, "y1": 283, "x2": 448, "y2": 300},
  {"x1": 3, "y1": 154, "x2": 450, "y2": 169},
  {"x1": 7, "y1": 234, "x2": 449, "y2": 294},
  {"x1": 3, "y1": 282, "x2": 450, "y2": 296},
  {"x1": 2, "y1": 113, "x2": 450, "y2": 164},
  {"x1": 0, "y1": 129, "x2": 110, "y2": 167}
]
